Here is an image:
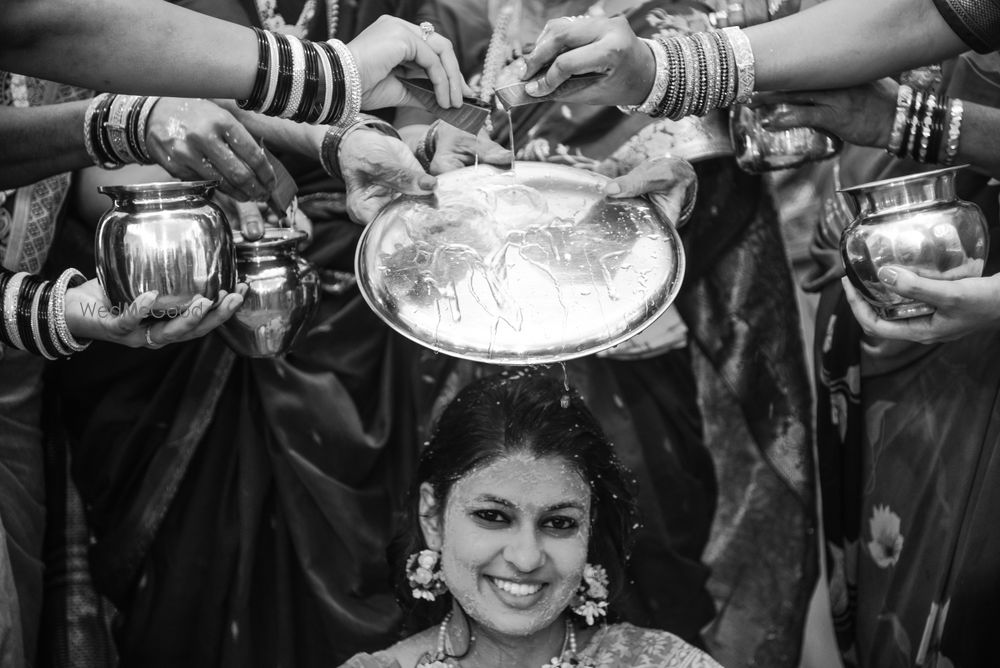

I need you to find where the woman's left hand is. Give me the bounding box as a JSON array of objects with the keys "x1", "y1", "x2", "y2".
[
  {"x1": 338, "y1": 127, "x2": 436, "y2": 224},
  {"x1": 757, "y1": 78, "x2": 899, "y2": 149},
  {"x1": 346, "y1": 15, "x2": 471, "y2": 111},
  {"x1": 842, "y1": 268, "x2": 1000, "y2": 343},
  {"x1": 63, "y1": 278, "x2": 247, "y2": 349},
  {"x1": 603, "y1": 156, "x2": 697, "y2": 226}
]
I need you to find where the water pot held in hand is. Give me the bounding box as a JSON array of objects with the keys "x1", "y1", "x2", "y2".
[
  {"x1": 839, "y1": 166, "x2": 989, "y2": 320},
  {"x1": 95, "y1": 180, "x2": 236, "y2": 312}
]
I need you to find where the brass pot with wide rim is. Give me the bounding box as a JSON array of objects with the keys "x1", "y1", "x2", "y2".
[
  {"x1": 355, "y1": 162, "x2": 686, "y2": 364},
  {"x1": 839, "y1": 165, "x2": 989, "y2": 320}
]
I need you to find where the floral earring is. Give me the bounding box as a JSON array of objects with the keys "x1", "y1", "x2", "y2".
[
  {"x1": 570, "y1": 563, "x2": 609, "y2": 625},
  {"x1": 406, "y1": 548, "x2": 448, "y2": 601}
]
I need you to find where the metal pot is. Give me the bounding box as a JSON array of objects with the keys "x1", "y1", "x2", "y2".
[
  {"x1": 355, "y1": 162, "x2": 685, "y2": 364},
  {"x1": 730, "y1": 103, "x2": 842, "y2": 173},
  {"x1": 96, "y1": 180, "x2": 236, "y2": 311},
  {"x1": 839, "y1": 165, "x2": 989, "y2": 319},
  {"x1": 220, "y1": 228, "x2": 319, "y2": 358}
]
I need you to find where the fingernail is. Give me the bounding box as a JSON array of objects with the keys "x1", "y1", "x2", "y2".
[
  {"x1": 604, "y1": 182, "x2": 621, "y2": 196},
  {"x1": 878, "y1": 266, "x2": 899, "y2": 286},
  {"x1": 418, "y1": 175, "x2": 436, "y2": 190},
  {"x1": 525, "y1": 80, "x2": 540, "y2": 96},
  {"x1": 511, "y1": 59, "x2": 528, "y2": 80}
]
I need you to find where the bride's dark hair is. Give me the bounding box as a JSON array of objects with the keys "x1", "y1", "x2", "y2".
[{"x1": 391, "y1": 370, "x2": 640, "y2": 630}]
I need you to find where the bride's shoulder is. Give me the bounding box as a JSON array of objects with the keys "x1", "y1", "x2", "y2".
[
  {"x1": 339, "y1": 627, "x2": 440, "y2": 668},
  {"x1": 580, "y1": 622, "x2": 724, "y2": 668}
]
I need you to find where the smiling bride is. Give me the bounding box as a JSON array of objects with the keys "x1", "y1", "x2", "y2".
[{"x1": 339, "y1": 373, "x2": 722, "y2": 668}]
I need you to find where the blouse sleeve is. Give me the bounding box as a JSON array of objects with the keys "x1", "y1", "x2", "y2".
[{"x1": 931, "y1": 0, "x2": 1000, "y2": 53}]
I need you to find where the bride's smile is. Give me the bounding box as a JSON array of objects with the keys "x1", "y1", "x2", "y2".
[{"x1": 421, "y1": 452, "x2": 590, "y2": 637}]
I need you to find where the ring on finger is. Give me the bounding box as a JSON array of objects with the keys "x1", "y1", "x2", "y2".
[
  {"x1": 419, "y1": 21, "x2": 435, "y2": 41},
  {"x1": 144, "y1": 325, "x2": 157, "y2": 348}
]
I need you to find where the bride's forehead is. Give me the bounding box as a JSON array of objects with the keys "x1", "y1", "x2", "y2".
[{"x1": 450, "y1": 453, "x2": 589, "y2": 501}]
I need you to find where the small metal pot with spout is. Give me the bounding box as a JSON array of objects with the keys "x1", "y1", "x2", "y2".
[
  {"x1": 95, "y1": 180, "x2": 237, "y2": 312},
  {"x1": 839, "y1": 165, "x2": 989, "y2": 320},
  {"x1": 220, "y1": 228, "x2": 320, "y2": 358}
]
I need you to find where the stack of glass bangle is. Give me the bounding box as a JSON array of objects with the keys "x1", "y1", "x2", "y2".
[
  {"x1": 886, "y1": 84, "x2": 964, "y2": 165},
  {"x1": 623, "y1": 27, "x2": 755, "y2": 121},
  {"x1": 1, "y1": 268, "x2": 90, "y2": 360},
  {"x1": 84, "y1": 93, "x2": 160, "y2": 169},
  {"x1": 237, "y1": 27, "x2": 361, "y2": 126}
]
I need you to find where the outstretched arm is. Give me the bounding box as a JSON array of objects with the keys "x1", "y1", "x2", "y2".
[
  {"x1": 747, "y1": 0, "x2": 970, "y2": 91},
  {"x1": 1, "y1": 0, "x2": 258, "y2": 99},
  {"x1": 0, "y1": 1, "x2": 468, "y2": 110},
  {"x1": 519, "y1": 0, "x2": 976, "y2": 104}
]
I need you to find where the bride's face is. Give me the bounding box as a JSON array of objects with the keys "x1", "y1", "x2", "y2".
[{"x1": 428, "y1": 452, "x2": 591, "y2": 637}]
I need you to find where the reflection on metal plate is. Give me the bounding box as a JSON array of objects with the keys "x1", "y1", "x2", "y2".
[{"x1": 355, "y1": 162, "x2": 685, "y2": 364}]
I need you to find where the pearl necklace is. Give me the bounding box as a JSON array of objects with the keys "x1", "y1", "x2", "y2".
[
  {"x1": 419, "y1": 613, "x2": 592, "y2": 668},
  {"x1": 253, "y1": 0, "x2": 339, "y2": 39}
]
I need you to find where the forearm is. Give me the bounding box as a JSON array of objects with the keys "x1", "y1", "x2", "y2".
[
  {"x1": 216, "y1": 100, "x2": 327, "y2": 160},
  {"x1": 748, "y1": 0, "x2": 968, "y2": 91},
  {"x1": 0, "y1": 101, "x2": 92, "y2": 188},
  {"x1": 0, "y1": 0, "x2": 256, "y2": 99}
]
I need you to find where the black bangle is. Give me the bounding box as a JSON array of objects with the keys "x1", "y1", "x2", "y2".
[
  {"x1": 124, "y1": 96, "x2": 146, "y2": 164},
  {"x1": 266, "y1": 33, "x2": 295, "y2": 117},
  {"x1": 35, "y1": 281, "x2": 59, "y2": 358},
  {"x1": 31, "y1": 280, "x2": 58, "y2": 359},
  {"x1": 317, "y1": 41, "x2": 346, "y2": 124},
  {"x1": 16, "y1": 275, "x2": 42, "y2": 356},
  {"x1": 928, "y1": 94, "x2": 948, "y2": 164},
  {"x1": 91, "y1": 94, "x2": 120, "y2": 167},
  {"x1": 298, "y1": 37, "x2": 321, "y2": 123},
  {"x1": 239, "y1": 27, "x2": 271, "y2": 110}
]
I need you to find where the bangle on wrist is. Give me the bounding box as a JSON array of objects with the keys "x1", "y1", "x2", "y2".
[
  {"x1": 320, "y1": 114, "x2": 402, "y2": 181},
  {"x1": 2, "y1": 272, "x2": 28, "y2": 351},
  {"x1": 53, "y1": 269, "x2": 90, "y2": 353},
  {"x1": 619, "y1": 39, "x2": 668, "y2": 115},
  {"x1": 886, "y1": 85, "x2": 912, "y2": 156},
  {"x1": 942, "y1": 98, "x2": 964, "y2": 166}
]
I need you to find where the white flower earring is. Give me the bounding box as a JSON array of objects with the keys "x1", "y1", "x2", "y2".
[
  {"x1": 570, "y1": 563, "x2": 609, "y2": 625},
  {"x1": 406, "y1": 548, "x2": 448, "y2": 601}
]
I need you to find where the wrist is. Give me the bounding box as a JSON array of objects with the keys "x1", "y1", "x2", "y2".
[
  {"x1": 632, "y1": 39, "x2": 658, "y2": 107},
  {"x1": 320, "y1": 114, "x2": 401, "y2": 180},
  {"x1": 398, "y1": 124, "x2": 429, "y2": 154}
]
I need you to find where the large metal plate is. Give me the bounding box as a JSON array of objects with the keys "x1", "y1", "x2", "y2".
[{"x1": 355, "y1": 162, "x2": 685, "y2": 364}]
